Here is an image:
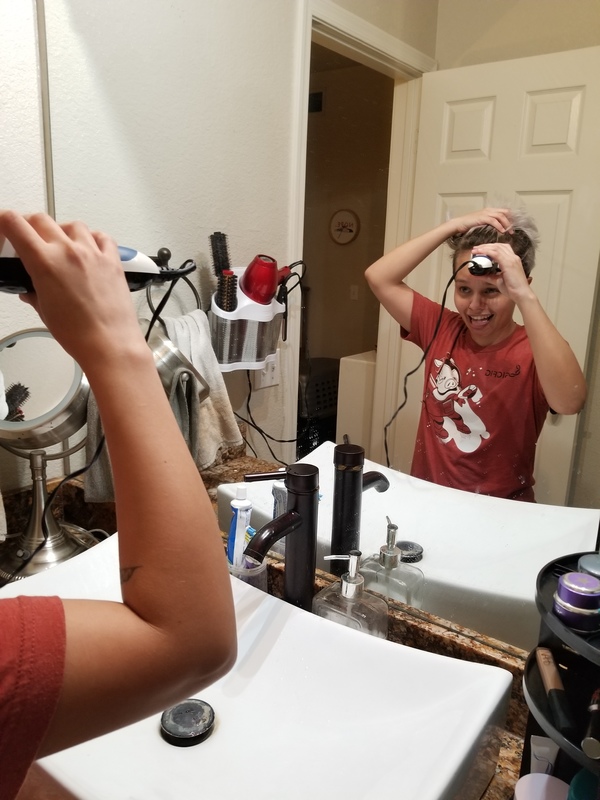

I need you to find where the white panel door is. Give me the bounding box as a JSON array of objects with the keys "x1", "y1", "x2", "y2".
[{"x1": 384, "y1": 46, "x2": 600, "y2": 505}]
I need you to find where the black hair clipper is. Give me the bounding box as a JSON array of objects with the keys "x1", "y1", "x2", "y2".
[
  {"x1": 0, "y1": 244, "x2": 196, "y2": 294},
  {"x1": 466, "y1": 255, "x2": 500, "y2": 276}
]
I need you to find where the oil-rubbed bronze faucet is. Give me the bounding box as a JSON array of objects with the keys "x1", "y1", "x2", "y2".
[
  {"x1": 243, "y1": 464, "x2": 319, "y2": 611},
  {"x1": 330, "y1": 444, "x2": 390, "y2": 577}
]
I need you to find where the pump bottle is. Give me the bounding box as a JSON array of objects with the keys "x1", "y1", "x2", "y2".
[
  {"x1": 359, "y1": 517, "x2": 424, "y2": 608},
  {"x1": 312, "y1": 550, "x2": 388, "y2": 639}
]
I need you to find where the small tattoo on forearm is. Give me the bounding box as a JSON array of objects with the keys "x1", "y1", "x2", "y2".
[{"x1": 120, "y1": 566, "x2": 141, "y2": 584}]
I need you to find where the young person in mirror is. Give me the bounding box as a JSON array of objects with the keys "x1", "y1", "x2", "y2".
[
  {"x1": 0, "y1": 210, "x2": 237, "y2": 800},
  {"x1": 365, "y1": 207, "x2": 586, "y2": 502}
]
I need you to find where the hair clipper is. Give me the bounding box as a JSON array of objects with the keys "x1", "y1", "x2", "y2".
[
  {"x1": 0, "y1": 242, "x2": 196, "y2": 294},
  {"x1": 466, "y1": 255, "x2": 500, "y2": 276}
]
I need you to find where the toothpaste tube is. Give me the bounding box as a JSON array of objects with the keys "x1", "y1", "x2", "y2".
[{"x1": 227, "y1": 487, "x2": 252, "y2": 567}]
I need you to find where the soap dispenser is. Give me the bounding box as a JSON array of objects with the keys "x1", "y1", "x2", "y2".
[
  {"x1": 312, "y1": 550, "x2": 388, "y2": 639},
  {"x1": 359, "y1": 517, "x2": 424, "y2": 608}
]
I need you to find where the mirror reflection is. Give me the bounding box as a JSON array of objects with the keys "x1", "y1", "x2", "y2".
[
  {"x1": 4, "y1": 0, "x2": 600, "y2": 651},
  {"x1": 0, "y1": 330, "x2": 79, "y2": 424}
]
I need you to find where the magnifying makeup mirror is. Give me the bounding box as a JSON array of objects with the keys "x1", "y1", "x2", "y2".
[{"x1": 0, "y1": 329, "x2": 98, "y2": 583}]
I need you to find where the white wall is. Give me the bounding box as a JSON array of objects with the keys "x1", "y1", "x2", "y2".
[
  {"x1": 0, "y1": 0, "x2": 312, "y2": 494},
  {"x1": 0, "y1": 0, "x2": 59, "y2": 490}
]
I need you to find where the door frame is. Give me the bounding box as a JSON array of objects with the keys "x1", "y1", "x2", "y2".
[{"x1": 284, "y1": 0, "x2": 436, "y2": 464}]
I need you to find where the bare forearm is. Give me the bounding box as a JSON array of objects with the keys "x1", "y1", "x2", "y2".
[
  {"x1": 86, "y1": 344, "x2": 233, "y2": 632},
  {"x1": 519, "y1": 295, "x2": 586, "y2": 413}
]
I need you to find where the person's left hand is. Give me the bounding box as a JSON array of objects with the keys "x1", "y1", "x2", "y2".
[{"x1": 471, "y1": 242, "x2": 534, "y2": 303}]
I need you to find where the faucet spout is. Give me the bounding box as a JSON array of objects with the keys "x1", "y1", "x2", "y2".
[
  {"x1": 244, "y1": 512, "x2": 302, "y2": 561},
  {"x1": 243, "y1": 463, "x2": 319, "y2": 611},
  {"x1": 363, "y1": 470, "x2": 390, "y2": 494}
]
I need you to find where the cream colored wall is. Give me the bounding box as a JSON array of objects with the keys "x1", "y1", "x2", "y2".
[
  {"x1": 303, "y1": 62, "x2": 393, "y2": 360},
  {"x1": 331, "y1": 0, "x2": 439, "y2": 58},
  {"x1": 436, "y1": 0, "x2": 600, "y2": 67}
]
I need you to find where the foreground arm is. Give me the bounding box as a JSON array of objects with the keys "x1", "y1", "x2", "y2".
[
  {"x1": 364, "y1": 208, "x2": 512, "y2": 330},
  {"x1": 0, "y1": 211, "x2": 237, "y2": 754}
]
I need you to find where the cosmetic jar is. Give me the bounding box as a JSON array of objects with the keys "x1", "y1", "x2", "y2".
[
  {"x1": 577, "y1": 553, "x2": 600, "y2": 581},
  {"x1": 552, "y1": 593, "x2": 600, "y2": 633},
  {"x1": 567, "y1": 768, "x2": 599, "y2": 799},
  {"x1": 557, "y1": 572, "x2": 600, "y2": 609}
]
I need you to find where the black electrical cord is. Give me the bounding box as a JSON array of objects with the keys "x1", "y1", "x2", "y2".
[{"x1": 382, "y1": 262, "x2": 469, "y2": 467}]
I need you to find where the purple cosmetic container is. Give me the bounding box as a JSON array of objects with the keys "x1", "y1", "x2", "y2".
[
  {"x1": 553, "y1": 572, "x2": 600, "y2": 633},
  {"x1": 557, "y1": 572, "x2": 600, "y2": 609}
]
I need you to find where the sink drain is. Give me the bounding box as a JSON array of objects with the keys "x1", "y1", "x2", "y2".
[{"x1": 160, "y1": 698, "x2": 215, "y2": 747}]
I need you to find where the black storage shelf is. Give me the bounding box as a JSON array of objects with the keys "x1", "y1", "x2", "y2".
[
  {"x1": 523, "y1": 648, "x2": 600, "y2": 775},
  {"x1": 535, "y1": 551, "x2": 600, "y2": 664},
  {"x1": 521, "y1": 551, "x2": 600, "y2": 781}
]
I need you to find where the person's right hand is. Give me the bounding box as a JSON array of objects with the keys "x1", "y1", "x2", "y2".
[
  {"x1": 0, "y1": 210, "x2": 145, "y2": 373},
  {"x1": 451, "y1": 208, "x2": 513, "y2": 237}
]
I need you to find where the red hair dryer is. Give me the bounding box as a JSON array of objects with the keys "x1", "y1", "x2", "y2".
[{"x1": 239, "y1": 254, "x2": 291, "y2": 305}]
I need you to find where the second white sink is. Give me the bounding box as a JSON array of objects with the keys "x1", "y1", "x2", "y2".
[{"x1": 217, "y1": 441, "x2": 600, "y2": 650}]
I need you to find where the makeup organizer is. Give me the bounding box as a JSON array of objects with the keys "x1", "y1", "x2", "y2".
[{"x1": 520, "y1": 551, "x2": 600, "y2": 787}]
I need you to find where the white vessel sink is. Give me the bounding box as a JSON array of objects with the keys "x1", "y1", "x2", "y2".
[
  {"x1": 217, "y1": 441, "x2": 600, "y2": 650},
  {"x1": 1, "y1": 534, "x2": 510, "y2": 799}
]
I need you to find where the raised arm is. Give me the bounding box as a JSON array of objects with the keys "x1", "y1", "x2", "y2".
[
  {"x1": 472, "y1": 240, "x2": 587, "y2": 415},
  {"x1": 365, "y1": 208, "x2": 512, "y2": 330},
  {"x1": 0, "y1": 211, "x2": 237, "y2": 754}
]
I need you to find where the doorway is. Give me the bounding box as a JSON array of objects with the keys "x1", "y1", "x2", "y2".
[{"x1": 297, "y1": 41, "x2": 394, "y2": 458}]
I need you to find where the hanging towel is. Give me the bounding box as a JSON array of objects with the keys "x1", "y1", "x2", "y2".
[{"x1": 164, "y1": 309, "x2": 242, "y2": 469}]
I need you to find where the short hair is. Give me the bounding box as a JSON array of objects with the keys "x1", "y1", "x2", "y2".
[{"x1": 447, "y1": 207, "x2": 540, "y2": 276}]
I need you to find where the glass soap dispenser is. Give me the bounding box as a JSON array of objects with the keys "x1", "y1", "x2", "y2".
[
  {"x1": 360, "y1": 517, "x2": 425, "y2": 608},
  {"x1": 312, "y1": 550, "x2": 388, "y2": 639}
]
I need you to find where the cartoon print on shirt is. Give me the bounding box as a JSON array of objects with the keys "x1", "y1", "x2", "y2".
[{"x1": 425, "y1": 356, "x2": 490, "y2": 453}]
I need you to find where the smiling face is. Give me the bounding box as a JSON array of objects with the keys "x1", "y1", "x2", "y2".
[{"x1": 453, "y1": 251, "x2": 516, "y2": 346}]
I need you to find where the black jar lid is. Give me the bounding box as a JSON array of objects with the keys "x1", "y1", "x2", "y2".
[
  {"x1": 160, "y1": 698, "x2": 215, "y2": 747},
  {"x1": 396, "y1": 540, "x2": 424, "y2": 563}
]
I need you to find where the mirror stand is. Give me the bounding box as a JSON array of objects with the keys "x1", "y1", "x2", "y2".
[{"x1": 0, "y1": 439, "x2": 98, "y2": 583}]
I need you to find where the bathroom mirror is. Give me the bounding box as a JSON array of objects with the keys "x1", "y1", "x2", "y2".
[{"x1": 27, "y1": 0, "x2": 600, "y2": 648}]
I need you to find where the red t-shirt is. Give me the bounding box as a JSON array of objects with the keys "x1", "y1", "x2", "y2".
[
  {"x1": 0, "y1": 595, "x2": 66, "y2": 799},
  {"x1": 403, "y1": 293, "x2": 549, "y2": 501}
]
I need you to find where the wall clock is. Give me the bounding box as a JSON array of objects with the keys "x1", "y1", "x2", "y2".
[{"x1": 329, "y1": 209, "x2": 360, "y2": 245}]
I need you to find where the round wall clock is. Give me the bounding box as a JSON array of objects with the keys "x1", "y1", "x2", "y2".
[{"x1": 329, "y1": 209, "x2": 360, "y2": 245}]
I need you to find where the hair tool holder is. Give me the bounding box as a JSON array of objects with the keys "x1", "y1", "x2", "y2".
[
  {"x1": 208, "y1": 255, "x2": 287, "y2": 371},
  {"x1": 0, "y1": 329, "x2": 98, "y2": 583}
]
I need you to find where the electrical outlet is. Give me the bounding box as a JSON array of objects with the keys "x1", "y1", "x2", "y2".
[
  {"x1": 350, "y1": 284, "x2": 359, "y2": 301},
  {"x1": 254, "y1": 350, "x2": 280, "y2": 389}
]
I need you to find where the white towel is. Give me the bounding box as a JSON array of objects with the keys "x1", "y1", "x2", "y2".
[{"x1": 164, "y1": 310, "x2": 242, "y2": 470}]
